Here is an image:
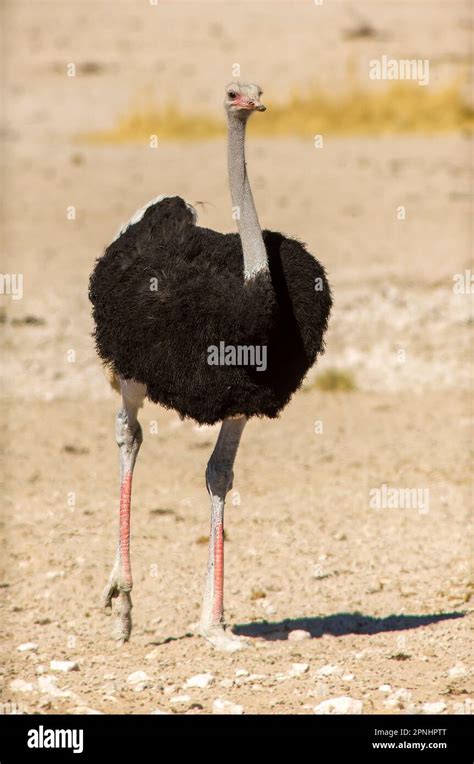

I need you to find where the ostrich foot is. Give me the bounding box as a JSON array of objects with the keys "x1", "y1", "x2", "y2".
[
  {"x1": 199, "y1": 624, "x2": 245, "y2": 652},
  {"x1": 102, "y1": 579, "x2": 132, "y2": 644}
]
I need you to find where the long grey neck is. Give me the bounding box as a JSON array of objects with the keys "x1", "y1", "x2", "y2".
[{"x1": 227, "y1": 115, "x2": 268, "y2": 280}]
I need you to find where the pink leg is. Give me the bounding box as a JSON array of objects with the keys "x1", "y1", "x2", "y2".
[
  {"x1": 119, "y1": 472, "x2": 133, "y2": 589},
  {"x1": 103, "y1": 380, "x2": 144, "y2": 643},
  {"x1": 212, "y1": 517, "x2": 224, "y2": 623},
  {"x1": 200, "y1": 416, "x2": 246, "y2": 650}
]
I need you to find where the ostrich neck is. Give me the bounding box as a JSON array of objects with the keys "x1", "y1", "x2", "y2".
[{"x1": 227, "y1": 116, "x2": 268, "y2": 279}]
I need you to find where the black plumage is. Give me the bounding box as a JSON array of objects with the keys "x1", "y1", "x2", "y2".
[{"x1": 89, "y1": 196, "x2": 332, "y2": 425}]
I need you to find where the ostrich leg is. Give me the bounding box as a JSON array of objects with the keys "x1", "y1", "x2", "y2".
[
  {"x1": 200, "y1": 415, "x2": 246, "y2": 651},
  {"x1": 102, "y1": 379, "x2": 145, "y2": 643}
]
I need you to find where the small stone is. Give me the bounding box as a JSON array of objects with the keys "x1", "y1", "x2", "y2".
[
  {"x1": 448, "y1": 664, "x2": 467, "y2": 678},
  {"x1": 212, "y1": 698, "x2": 244, "y2": 715},
  {"x1": 38, "y1": 675, "x2": 75, "y2": 698},
  {"x1": 378, "y1": 684, "x2": 392, "y2": 693},
  {"x1": 127, "y1": 671, "x2": 151, "y2": 691},
  {"x1": 384, "y1": 688, "x2": 412, "y2": 708},
  {"x1": 45, "y1": 571, "x2": 65, "y2": 580},
  {"x1": 288, "y1": 629, "x2": 311, "y2": 641},
  {"x1": 50, "y1": 660, "x2": 79, "y2": 673},
  {"x1": 316, "y1": 664, "x2": 341, "y2": 677},
  {"x1": 247, "y1": 673, "x2": 267, "y2": 682},
  {"x1": 169, "y1": 694, "x2": 191, "y2": 704},
  {"x1": 219, "y1": 679, "x2": 234, "y2": 689},
  {"x1": 145, "y1": 648, "x2": 161, "y2": 661},
  {"x1": 235, "y1": 669, "x2": 249, "y2": 677},
  {"x1": 151, "y1": 709, "x2": 169, "y2": 715},
  {"x1": 17, "y1": 642, "x2": 39, "y2": 653},
  {"x1": 422, "y1": 701, "x2": 447, "y2": 714},
  {"x1": 342, "y1": 673, "x2": 354, "y2": 681},
  {"x1": 186, "y1": 673, "x2": 214, "y2": 689},
  {"x1": 289, "y1": 663, "x2": 309, "y2": 677},
  {"x1": 10, "y1": 679, "x2": 34, "y2": 693},
  {"x1": 314, "y1": 696, "x2": 363, "y2": 715},
  {"x1": 127, "y1": 670, "x2": 149, "y2": 683}
]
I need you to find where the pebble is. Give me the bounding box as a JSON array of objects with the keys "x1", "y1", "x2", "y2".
[
  {"x1": 448, "y1": 664, "x2": 467, "y2": 678},
  {"x1": 219, "y1": 679, "x2": 234, "y2": 689},
  {"x1": 342, "y1": 673, "x2": 354, "y2": 681},
  {"x1": 314, "y1": 696, "x2": 363, "y2": 715},
  {"x1": 422, "y1": 701, "x2": 447, "y2": 714},
  {"x1": 316, "y1": 664, "x2": 341, "y2": 677},
  {"x1": 38, "y1": 675, "x2": 75, "y2": 698},
  {"x1": 186, "y1": 673, "x2": 214, "y2": 689},
  {"x1": 289, "y1": 663, "x2": 309, "y2": 677},
  {"x1": 17, "y1": 642, "x2": 39, "y2": 653},
  {"x1": 235, "y1": 669, "x2": 249, "y2": 677},
  {"x1": 145, "y1": 648, "x2": 161, "y2": 662},
  {"x1": 45, "y1": 571, "x2": 65, "y2": 580},
  {"x1": 288, "y1": 629, "x2": 311, "y2": 641},
  {"x1": 169, "y1": 695, "x2": 191, "y2": 704},
  {"x1": 212, "y1": 698, "x2": 244, "y2": 715},
  {"x1": 10, "y1": 679, "x2": 34, "y2": 693},
  {"x1": 260, "y1": 601, "x2": 276, "y2": 615},
  {"x1": 307, "y1": 683, "x2": 329, "y2": 698},
  {"x1": 151, "y1": 709, "x2": 170, "y2": 715},
  {"x1": 50, "y1": 660, "x2": 79, "y2": 673},
  {"x1": 378, "y1": 684, "x2": 392, "y2": 693},
  {"x1": 384, "y1": 688, "x2": 412, "y2": 708},
  {"x1": 127, "y1": 671, "x2": 151, "y2": 692}
]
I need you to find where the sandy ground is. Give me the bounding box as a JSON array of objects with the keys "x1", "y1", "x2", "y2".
[
  {"x1": 1, "y1": 1, "x2": 473, "y2": 715},
  {"x1": 1, "y1": 392, "x2": 473, "y2": 714}
]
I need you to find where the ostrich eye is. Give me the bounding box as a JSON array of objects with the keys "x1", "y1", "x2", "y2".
[{"x1": 228, "y1": 92, "x2": 237, "y2": 99}]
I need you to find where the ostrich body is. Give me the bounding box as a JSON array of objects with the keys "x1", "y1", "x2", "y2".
[{"x1": 89, "y1": 84, "x2": 332, "y2": 650}]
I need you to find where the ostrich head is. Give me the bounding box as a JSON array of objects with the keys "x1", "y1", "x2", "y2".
[{"x1": 224, "y1": 83, "x2": 266, "y2": 118}]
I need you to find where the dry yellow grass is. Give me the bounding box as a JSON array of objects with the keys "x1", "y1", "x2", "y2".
[
  {"x1": 312, "y1": 369, "x2": 357, "y2": 393},
  {"x1": 81, "y1": 82, "x2": 473, "y2": 144}
]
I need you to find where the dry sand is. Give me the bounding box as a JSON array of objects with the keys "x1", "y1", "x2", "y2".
[{"x1": 1, "y1": 1, "x2": 472, "y2": 715}]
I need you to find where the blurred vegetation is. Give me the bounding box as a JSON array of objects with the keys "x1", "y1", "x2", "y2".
[
  {"x1": 81, "y1": 81, "x2": 473, "y2": 144},
  {"x1": 313, "y1": 369, "x2": 357, "y2": 392}
]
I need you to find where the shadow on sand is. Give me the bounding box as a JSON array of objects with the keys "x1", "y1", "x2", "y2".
[{"x1": 232, "y1": 611, "x2": 465, "y2": 640}]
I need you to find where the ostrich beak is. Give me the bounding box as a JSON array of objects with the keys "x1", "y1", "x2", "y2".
[{"x1": 241, "y1": 98, "x2": 266, "y2": 112}]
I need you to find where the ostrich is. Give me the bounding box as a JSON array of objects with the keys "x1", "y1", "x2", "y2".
[{"x1": 89, "y1": 83, "x2": 332, "y2": 650}]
